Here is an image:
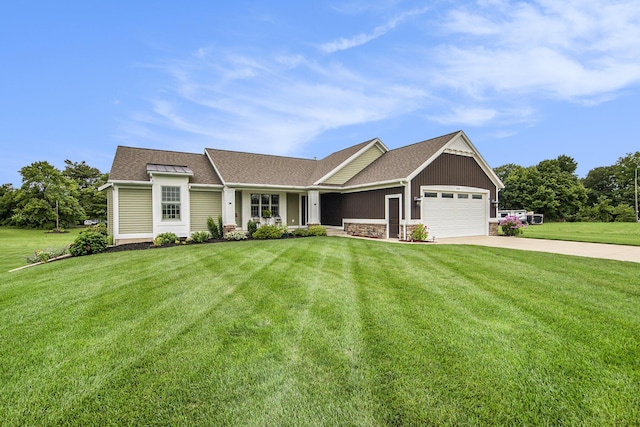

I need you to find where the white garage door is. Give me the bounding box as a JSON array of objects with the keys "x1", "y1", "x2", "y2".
[{"x1": 421, "y1": 189, "x2": 487, "y2": 238}]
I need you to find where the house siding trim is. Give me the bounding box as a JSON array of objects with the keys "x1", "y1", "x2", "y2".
[{"x1": 322, "y1": 144, "x2": 385, "y2": 185}]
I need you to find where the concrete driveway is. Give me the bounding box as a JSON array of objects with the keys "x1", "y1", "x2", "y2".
[{"x1": 436, "y1": 236, "x2": 640, "y2": 264}]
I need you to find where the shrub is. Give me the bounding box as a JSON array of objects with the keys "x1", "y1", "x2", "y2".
[
  {"x1": 247, "y1": 220, "x2": 258, "y2": 236},
  {"x1": 308, "y1": 225, "x2": 327, "y2": 236},
  {"x1": 411, "y1": 223, "x2": 429, "y2": 241},
  {"x1": 154, "y1": 232, "x2": 179, "y2": 246},
  {"x1": 87, "y1": 223, "x2": 108, "y2": 236},
  {"x1": 207, "y1": 216, "x2": 223, "y2": 239},
  {"x1": 292, "y1": 227, "x2": 309, "y2": 237},
  {"x1": 191, "y1": 231, "x2": 211, "y2": 243},
  {"x1": 252, "y1": 225, "x2": 283, "y2": 239},
  {"x1": 500, "y1": 215, "x2": 524, "y2": 236},
  {"x1": 69, "y1": 231, "x2": 108, "y2": 256},
  {"x1": 225, "y1": 230, "x2": 248, "y2": 241},
  {"x1": 25, "y1": 246, "x2": 69, "y2": 264}
]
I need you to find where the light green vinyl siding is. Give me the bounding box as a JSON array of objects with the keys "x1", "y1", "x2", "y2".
[
  {"x1": 118, "y1": 188, "x2": 153, "y2": 234},
  {"x1": 106, "y1": 187, "x2": 114, "y2": 236},
  {"x1": 190, "y1": 190, "x2": 222, "y2": 232},
  {"x1": 323, "y1": 144, "x2": 384, "y2": 185},
  {"x1": 287, "y1": 193, "x2": 299, "y2": 226}
]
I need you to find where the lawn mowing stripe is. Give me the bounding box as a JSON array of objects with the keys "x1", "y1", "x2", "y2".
[{"x1": 1, "y1": 237, "x2": 639, "y2": 426}]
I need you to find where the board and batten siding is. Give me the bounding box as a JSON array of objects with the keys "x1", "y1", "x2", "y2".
[
  {"x1": 342, "y1": 187, "x2": 404, "y2": 220},
  {"x1": 118, "y1": 187, "x2": 153, "y2": 234},
  {"x1": 410, "y1": 153, "x2": 496, "y2": 220},
  {"x1": 323, "y1": 145, "x2": 384, "y2": 185},
  {"x1": 190, "y1": 190, "x2": 222, "y2": 232}
]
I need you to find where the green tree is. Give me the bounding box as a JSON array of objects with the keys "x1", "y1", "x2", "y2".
[
  {"x1": 497, "y1": 155, "x2": 586, "y2": 220},
  {"x1": 493, "y1": 163, "x2": 522, "y2": 183},
  {"x1": 63, "y1": 160, "x2": 108, "y2": 220},
  {"x1": 613, "y1": 152, "x2": 640, "y2": 209},
  {"x1": 0, "y1": 183, "x2": 17, "y2": 225},
  {"x1": 582, "y1": 166, "x2": 619, "y2": 206},
  {"x1": 11, "y1": 161, "x2": 85, "y2": 229}
]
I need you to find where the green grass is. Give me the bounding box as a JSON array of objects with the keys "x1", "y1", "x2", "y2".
[
  {"x1": 522, "y1": 221, "x2": 640, "y2": 246},
  {"x1": 0, "y1": 227, "x2": 82, "y2": 272},
  {"x1": 1, "y1": 234, "x2": 639, "y2": 426}
]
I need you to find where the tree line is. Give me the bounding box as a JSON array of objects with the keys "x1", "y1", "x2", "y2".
[
  {"x1": 496, "y1": 151, "x2": 640, "y2": 222},
  {"x1": 0, "y1": 150, "x2": 638, "y2": 229},
  {"x1": 0, "y1": 160, "x2": 108, "y2": 229}
]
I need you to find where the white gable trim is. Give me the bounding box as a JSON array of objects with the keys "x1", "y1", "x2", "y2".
[
  {"x1": 204, "y1": 150, "x2": 226, "y2": 186},
  {"x1": 406, "y1": 131, "x2": 504, "y2": 188},
  {"x1": 313, "y1": 138, "x2": 388, "y2": 185}
]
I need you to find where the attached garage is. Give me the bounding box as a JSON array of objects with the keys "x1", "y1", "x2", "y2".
[{"x1": 420, "y1": 186, "x2": 488, "y2": 238}]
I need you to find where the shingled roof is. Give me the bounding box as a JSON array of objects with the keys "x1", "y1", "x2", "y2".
[
  {"x1": 108, "y1": 131, "x2": 480, "y2": 189},
  {"x1": 205, "y1": 138, "x2": 378, "y2": 186},
  {"x1": 344, "y1": 131, "x2": 460, "y2": 187},
  {"x1": 109, "y1": 146, "x2": 222, "y2": 185}
]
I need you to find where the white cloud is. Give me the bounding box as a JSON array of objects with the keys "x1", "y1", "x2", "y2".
[
  {"x1": 126, "y1": 52, "x2": 427, "y2": 155},
  {"x1": 319, "y1": 7, "x2": 428, "y2": 54},
  {"x1": 435, "y1": 0, "x2": 640, "y2": 102}
]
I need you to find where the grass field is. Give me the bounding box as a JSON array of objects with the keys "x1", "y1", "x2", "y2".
[
  {"x1": 0, "y1": 227, "x2": 81, "y2": 272},
  {"x1": 522, "y1": 221, "x2": 640, "y2": 246},
  {"x1": 1, "y1": 231, "x2": 639, "y2": 426}
]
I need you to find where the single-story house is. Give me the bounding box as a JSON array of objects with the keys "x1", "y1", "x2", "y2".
[{"x1": 101, "y1": 130, "x2": 504, "y2": 244}]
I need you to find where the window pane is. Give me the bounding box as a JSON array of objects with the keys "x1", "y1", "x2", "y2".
[
  {"x1": 162, "y1": 203, "x2": 181, "y2": 219},
  {"x1": 472, "y1": 194, "x2": 483, "y2": 200},
  {"x1": 442, "y1": 193, "x2": 454, "y2": 198},
  {"x1": 261, "y1": 194, "x2": 270, "y2": 206},
  {"x1": 162, "y1": 186, "x2": 180, "y2": 202},
  {"x1": 424, "y1": 192, "x2": 437, "y2": 198},
  {"x1": 251, "y1": 193, "x2": 260, "y2": 217},
  {"x1": 271, "y1": 194, "x2": 279, "y2": 216},
  {"x1": 457, "y1": 194, "x2": 469, "y2": 199}
]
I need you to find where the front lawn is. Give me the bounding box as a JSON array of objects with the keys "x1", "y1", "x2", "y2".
[
  {"x1": 1, "y1": 237, "x2": 639, "y2": 426},
  {"x1": 521, "y1": 221, "x2": 640, "y2": 246},
  {"x1": 0, "y1": 227, "x2": 81, "y2": 272}
]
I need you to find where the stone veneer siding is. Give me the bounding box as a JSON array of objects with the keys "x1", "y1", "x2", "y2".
[
  {"x1": 345, "y1": 222, "x2": 386, "y2": 238},
  {"x1": 489, "y1": 221, "x2": 499, "y2": 236}
]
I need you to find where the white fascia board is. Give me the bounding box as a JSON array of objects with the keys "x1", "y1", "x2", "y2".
[
  {"x1": 342, "y1": 218, "x2": 387, "y2": 225},
  {"x1": 313, "y1": 138, "x2": 388, "y2": 185},
  {"x1": 406, "y1": 132, "x2": 460, "y2": 182},
  {"x1": 225, "y1": 182, "x2": 308, "y2": 190},
  {"x1": 406, "y1": 131, "x2": 505, "y2": 189},
  {"x1": 454, "y1": 131, "x2": 504, "y2": 188},
  {"x1": 108, "y1": 180, "x2": 153, "y2": 187},
  {"x1": 339, "y1": 179, "x2": 408, "y2": 193},
  {"x1": 189, "y1": 183, "x2": 224, "y2": 190},
  {"x1": 97, "y1": 182, "x2": 113, "y2": 191},
  {"x1": 204, "y1": 150, "x2": 226, "y2": 186},
  {"x1": 147, "y1": 171, "x2": 193, "y2": 179}
]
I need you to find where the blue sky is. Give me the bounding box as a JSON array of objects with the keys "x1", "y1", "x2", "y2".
[{"x1": 2, "y1": 0, "x2": 639, "y2": 186}]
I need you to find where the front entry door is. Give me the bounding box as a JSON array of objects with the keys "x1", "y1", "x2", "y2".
[{"x1": 388, "y1": 198, "x2": 399, "y2": 238}]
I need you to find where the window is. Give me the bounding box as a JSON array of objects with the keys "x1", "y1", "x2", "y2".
[
  {"x1": 442, "y1": 193, "x2": 454, "y2": 199},
  {"x1": 250, "y1": 193, "x2": 280, "y2": 217},
  {"x1": 162, "y1": 186, "x2": 181, "y2": 220},
  {"x1": 457, "y1": 194, "x2": 469, "y2": 199},
  {"x1": 472, "y1": 194, "x2": 483, "y2": 200},
  {"x1": 424, "y1": 192, "x2": 438, "y2": 198}
]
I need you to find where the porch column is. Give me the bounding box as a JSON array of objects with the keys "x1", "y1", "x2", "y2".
[
  {"x1": 222, "y1": 188, "x2": 237, "y2": 233},
  {"x1": 307, "y1": 190, "x2": 320, "y2": 225}
]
